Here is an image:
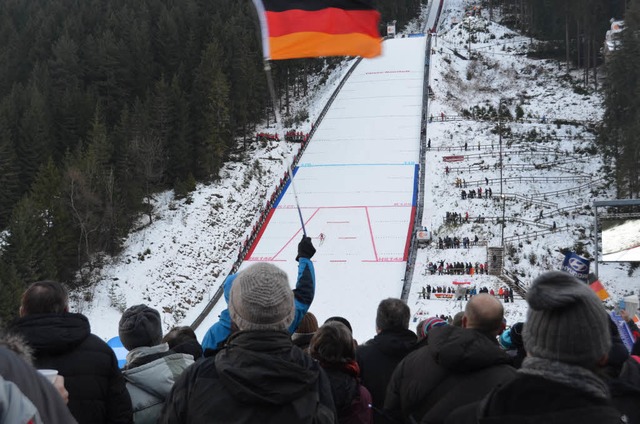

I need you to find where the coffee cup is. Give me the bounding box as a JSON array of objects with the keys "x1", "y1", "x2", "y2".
[{"x1": 38, "y1": 369, "x2": 58, "y2": 383}]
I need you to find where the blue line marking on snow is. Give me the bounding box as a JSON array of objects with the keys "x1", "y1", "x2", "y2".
[
  {"x1": 412, "y1": 164, "x2": 419, "y2": 207},
  {"x1": 297, "y1": 162, "x2": 416, "y2": 168}
]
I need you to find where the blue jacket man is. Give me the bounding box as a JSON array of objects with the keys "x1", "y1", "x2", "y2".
[{"x1": 202, "y1": 236, "x2": 316, "y2": 352}]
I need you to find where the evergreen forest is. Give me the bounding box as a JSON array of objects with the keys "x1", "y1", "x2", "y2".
[{"x1": 0, "y1": 0, "x2": 638, "y2": 324}]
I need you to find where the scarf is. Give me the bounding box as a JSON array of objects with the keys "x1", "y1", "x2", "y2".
[
  {"x1": 321, "y1": 359, "x2": 361, "y2": 378},
  {"x1": 519, "y1": 356, "x2": 610, "y2": 400}
]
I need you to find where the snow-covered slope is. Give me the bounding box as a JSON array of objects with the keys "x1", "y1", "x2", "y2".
[{"x1": 80, "y1": 0, "x2": 639, "y2": 346}]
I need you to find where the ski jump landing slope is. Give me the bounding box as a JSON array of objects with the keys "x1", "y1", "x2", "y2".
[{"x1": 197, "y1": 37, "x2": 426, "y2": 341}]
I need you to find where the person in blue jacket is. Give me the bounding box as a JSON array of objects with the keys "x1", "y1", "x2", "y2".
[{"x1": 201, "y1": 236, "x2": 316, "y2": 353}]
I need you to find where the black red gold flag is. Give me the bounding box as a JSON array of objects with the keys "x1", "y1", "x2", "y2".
[{"x1": 253, "y1": 0, "x2": 382, "y2": 60}]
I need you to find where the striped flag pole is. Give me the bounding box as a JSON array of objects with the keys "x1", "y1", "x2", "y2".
[{"x1": 264, "y1": 61, "x2": 307, "y2": 237}]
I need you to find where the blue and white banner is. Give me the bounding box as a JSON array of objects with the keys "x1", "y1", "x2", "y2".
[
  {"x1": 561, "y1": 252, "x2": 590, "y2": 282},
  {"x1": 610, "y1": 312, "x2": 635, "y2": 352},
  {"x1": 107, "y1": 336, "x2": 128, "y2": 369}
]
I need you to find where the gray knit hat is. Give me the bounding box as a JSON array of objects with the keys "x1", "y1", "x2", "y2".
[
  {"x1": 229, "y1": 263, "x2": 294, "y2": 331},
  {"x1": 118, "y1": 304, "x2": 163, "y2": 351},
  {"x1": 523, "y1": 271, "x2": 611, "y2": 368}
]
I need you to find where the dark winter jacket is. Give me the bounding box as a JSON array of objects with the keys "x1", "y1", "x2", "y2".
[
  {"x1": 356, "y1": 328, "x2": 416, "y2": 422},
  {"x1": 0, "y1": 344, "x2": 78, "y2": 424},
  {"x1": 159, "y1": 330, "x2": 336, "y2": 423},
  {"x1": 323, "y1": 363, "x2": 373, "y2": 424},
  {"x1": 446, "y1": 373, "x2": 624, "y2": 424},
  {"x1": 384, "y1": 325, "x2": 516, "y2": 424},
  {"x1": 610, "y1": 356, "x2": 640, "y2": 424},
  {"x1": 168, "y1": 338, "x2": 202, "y2": 361},
  {"x1": 201, "y1": 257, "x2": 316, "y2": 352},
  {"x1": 11, "y1": 313, "x2": 133, "y2": 424}
]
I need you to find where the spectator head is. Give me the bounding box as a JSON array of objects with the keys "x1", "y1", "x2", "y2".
[
  {"x1": 523, "y1": 271, "x2": 611, "y2": 369},
  {"x1": 118, "y1": 305, "x2": 163, "y2": 351},
  {"x1": 162, "y1": 326, "x2": 197, "y2": 348},
  {"x1": 463, "y1": 293, "x2": 504, "y2": 338},
  {"x1": 294, "y1": 312, "x2": 318, "y2": 336},
  {"x1": 20, "y1": 281, "x2": 68, "y2": 316},
  {"x1": 324, "y1": 316, "x2": 353, "y2": 334},
  {"x1": 309, "y1": 321, "x2": 355, "y2": 365},
  {"x1": 416, "y1": 317, "x2": 447, "y2": 342},
  {"x1": 229, "y1": 263, "x2": 294, "y2": 332},
  {"x1": 292, "y1": 312, "x2": 318, "y2": 351},
  {"x1": 375, "y1": 298, "x2": 410, "y2": 333},
  {"x1": 452, "y1": 311, "x2": 465, "y2": 327},
  {"x1": 162, "y1": 325, "x2": 202, "y2": 360}
]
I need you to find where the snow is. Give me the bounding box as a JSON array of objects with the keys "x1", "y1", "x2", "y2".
[
  {"x1": 602, "y1": 219, "x2": 640, "y2": 261},
  {"x1": 79, "y1": 0, "x2": 639, "y2": 347}
]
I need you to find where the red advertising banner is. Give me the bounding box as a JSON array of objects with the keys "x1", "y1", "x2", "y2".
[{"x1": 443, "y1": 156, "x2": 464, "y2": 162}]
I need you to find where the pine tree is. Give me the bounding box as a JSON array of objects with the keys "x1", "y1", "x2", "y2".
[
  {"x1": 0, "y1": 136, "x2": 20, "y2": 229},
  {"x1": 192, "y1": 41, "x2": 231, "y2": 180}
]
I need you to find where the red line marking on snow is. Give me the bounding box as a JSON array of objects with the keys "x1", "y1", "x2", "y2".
[
  {"x1": 365, "y1": 70, "x2": 411, "y2": 75},
  {"x1": 244, "y1": 209, "x2": 275, "y2": 260},
  {"x1": 403, "y1": 206, "x2": 416, "y2": 260},
  {"x1": 330, "y1": 260, "x2": 347, "y2": 263},
  {"x1": 282, "y1": 205, "x2": 411, "y2": 210},
  {"x1": 339, "y1": 237, "x2": 357, "y2": 239},
  {"x1": 271, "y1": 208, "x2": 321, "y2": 260},
  {"x1": 362, "y1": 259, "x2": 404, "y2": 263},
  {"x1": 245, "y1": 259, "x2": 287, "y2": 262},
  {"x1": 365, "y1": 206, "x2": 379, "y2": 261}
]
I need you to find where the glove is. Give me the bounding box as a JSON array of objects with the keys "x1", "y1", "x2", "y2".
[{"x1": 296, "y1": 236, "x2": 316, "y2": 261}]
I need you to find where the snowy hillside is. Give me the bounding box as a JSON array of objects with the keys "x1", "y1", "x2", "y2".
[{"x1": 79, "y1": 0, "x2": 639, "y2": 345}]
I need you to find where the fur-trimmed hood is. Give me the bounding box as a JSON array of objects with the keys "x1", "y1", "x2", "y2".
[{"x1": 0, "y1": 332, "x2": 33, "y2": 364}]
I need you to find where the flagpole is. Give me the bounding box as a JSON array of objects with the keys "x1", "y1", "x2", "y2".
[{"x1": 264, "y1": 60, "x2": 307, "y2": 237}]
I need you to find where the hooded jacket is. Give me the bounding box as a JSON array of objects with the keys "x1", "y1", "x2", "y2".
[
  {"x1": 0, "y1": 343, "x2": 77, "y2": 424},
  {"x1": 122, "y1": 343, "x2": 194, "y2": 424},
  {"x1": 610, "y1": 356, "x2": 640, "y2": 424},
  {"x1": 159, "y1": 330, "x2": 335, "y2": 423},
  {"x1": 356, "y1": 328, "x2": 417, "y2": 421},
  {"x1": 446, "y1": 373, "x2": 623, "y2": 424},
  {"x1": 11, "y1": 313, "x2": 133, "y2": 424},
  {"x1": 384, "y1": 325, "x2": 516, "y2": 424}
]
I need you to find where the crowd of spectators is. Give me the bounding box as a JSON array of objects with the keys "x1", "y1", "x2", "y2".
[
  {"x1": 461, "y1": 187, "x2": 492, "y2": 199},
  {"x1": 426, "y1": 260, "x2": 490, "y2": 275},
  {"x1": 2, "y1": 238, "x2": 639, "y2": 424},
  {"x1": 437, "y1": 235, "x2": 480, "y2": 249}
]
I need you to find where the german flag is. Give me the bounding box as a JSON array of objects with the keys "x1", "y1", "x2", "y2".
[
  {"x1": 589, "y1": 279, "x2": 610, "y2": 301},
  {"x1": 253, "y1": 0, "x2": 382, "y2": 60}
]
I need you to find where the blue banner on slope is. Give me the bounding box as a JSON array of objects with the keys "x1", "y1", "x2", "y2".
[{"x1": 561, "y1": 252, "x2": 590, "y2": 282}]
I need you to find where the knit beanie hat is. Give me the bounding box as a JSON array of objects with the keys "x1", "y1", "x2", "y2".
[
  {"x1": 295, "y1": 312, "x2": 318, "y2": 335},
  {"x1": 523, "y1": 271, "x2": 611, "y2": 368},
  {"x1": 416, "y1": 317, "x2": 447, "y2": 341},
  {"x1": 118, "y1": 304, "x2": 163, "y2": 351},
  {"x1": 324, "y1": 316, "x2": 353, "y2": 333},
  {"x1": 229, "y1": 263, "x2": 294, "y2": 331}
]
